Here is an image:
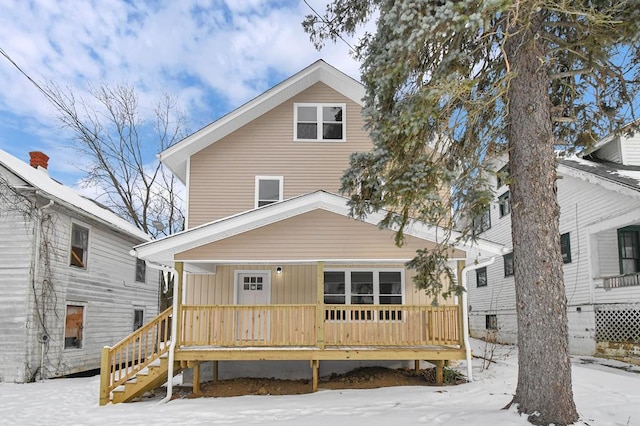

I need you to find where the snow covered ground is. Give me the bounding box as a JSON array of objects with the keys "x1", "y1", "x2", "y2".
[{"x1": 1, "y1": 340, "x2": 639, "y2": 425}]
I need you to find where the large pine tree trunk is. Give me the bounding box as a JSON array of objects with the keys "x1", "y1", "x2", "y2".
[{"x1": 504, "y1": 13, "x2": 579, "y2": 426}]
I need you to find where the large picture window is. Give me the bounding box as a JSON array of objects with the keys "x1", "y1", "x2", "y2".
[
  {"x1": 324, "y1": 269, "x2": 403, "y2": 321},
  {"x1": 70, "y1": 224, "x2": 89, "y2": 268},
  {"x1": 294, "y1": 103, "x2": 345, "y2": 141}
]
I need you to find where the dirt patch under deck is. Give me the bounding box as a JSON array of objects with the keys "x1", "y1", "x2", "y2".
[{"x1": 169, "y1": 366, "x2": 466, "y2": 399}]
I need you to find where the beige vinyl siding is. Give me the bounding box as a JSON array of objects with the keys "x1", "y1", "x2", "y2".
[
  {"x1": 187, "y1": 83, "x2": 372, "y2": 227},
  {"x1": 177, "y1": 209, "x2": 465, "y2": 261},
  {"x1": 184, "y1": 263, "x2": 452, "y2": 306}
]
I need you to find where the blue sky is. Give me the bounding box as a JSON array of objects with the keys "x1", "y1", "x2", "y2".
[{"x1": 0, "y1": 0, "x2": 363, "y2": 187}]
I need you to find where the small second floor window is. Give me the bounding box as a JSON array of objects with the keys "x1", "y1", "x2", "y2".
[
  {"x1": 560, "y1": 233, "x2": 572, "y2": 264},
  {"x1": 504, "y1": 252, "x2": 514, "y2": 277},
  {"x1": 476, "y1": 267, "x2": 488, "y2": 287},
  {"x1": 255, "y1": 176, "x2": 283, "y2": 208},
  {"x1": 497, "y1": 164, "x2": 510, "y2": 188},
  {"x1": 135, "y1": 258, "x2": 146, "y2": 282},
  {"x1": 499, "y1": 191, "x2": 511, "y2": 217},
  {"x1": 473, "y1": 208, "x2": 491, "y2": 235},
  {"x1": 70, "y1": 224, "x2": 89, "y2": 268},
  {"x1": 294, "y1": 103, "x2": 345, "y2": 141}
]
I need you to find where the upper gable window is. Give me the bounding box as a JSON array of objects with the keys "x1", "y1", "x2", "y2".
[
  {"x1": 255, "y1": 176, "x2": 283, "y2": 208},
  {"x1": 70, "y1": 224, "x2": 89, "y2": 269},
  {"x1": 294, "y1": 103, "x2": 345, "y2": 142}
]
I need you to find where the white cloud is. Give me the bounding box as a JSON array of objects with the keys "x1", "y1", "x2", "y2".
[{"x1": 0, "y1": 0, "x2": 369, "y2": 184}]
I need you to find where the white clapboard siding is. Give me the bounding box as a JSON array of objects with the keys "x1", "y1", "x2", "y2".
[
  {"x1": 0, "y1": 207, "x2": 34, "y2": 383},
  {"x1": 621, "y1": 134, "x2": 640, "y2": 166},
  {"x1": 468, "y1": 167, "x2": 640, "y2": 352},
  {"x1": 0, "y1": 193, "x2": 159, "y2": 382}
]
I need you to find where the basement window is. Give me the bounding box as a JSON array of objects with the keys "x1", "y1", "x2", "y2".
[{"x1": 486, "y1": 314, "x2": 498, "y2": 330}]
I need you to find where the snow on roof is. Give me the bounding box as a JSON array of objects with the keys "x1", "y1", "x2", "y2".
[
  {"x1": 0, "y1": 149, "x2": 150, "y2": 241},
  {"x1": 560, "y1": 155, "x2": 640, "y2": 192}
]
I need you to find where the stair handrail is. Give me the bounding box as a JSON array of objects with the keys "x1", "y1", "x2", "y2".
[{"x1": 99, "y1": 307, "x2": 173, "y2": 405}]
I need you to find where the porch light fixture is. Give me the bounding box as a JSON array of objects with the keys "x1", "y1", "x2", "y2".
[{"x1": 276, "y1": 266, "x2": 282, "y2": 274}]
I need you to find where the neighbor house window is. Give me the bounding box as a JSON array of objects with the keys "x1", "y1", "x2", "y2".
[
  {"x1": 324, "y1": 269, "x2": 403, "y2": 321},
  {"x1": 499, "y1": 191, "x2": 511, "y2": 217},
  {"x1": 497, "y1": 164, "x2": 509, "y2": 188},
  {"x1": 135, "y1": 258, "x2": 146, "y2": 283},
  {"x1": 133, "y1": 309, "x2": 144, "y2": 331},
  {"x1": 64, "y1": 305, "x2": 84, "y2": 349},
  {"x1": 69, "y1": 224, "x2": 89, "y2": 268},
  {"x1": 504, "y1": 252, "x2": 514, "y2": 277},
  {"x1": 473, "y1": 208, "x2": 491, "y2": 235},
  {"x1": 476, "y1": 267, "x2": 488, "y2": 287},
  {"x1": 486, "y1": 314, "x2": 498, "y2": 330},
  {"x1": 560, "y1": 232, "x2": 572, "y2": 264},
  {"x1": 618, "y1": 227, "x2": 640, "y2": 274},
  {"x1": 294, "y1": 103, "x2": 345, "y2": 141},
  {"x1": 255, "y1": 176, "x2": 283, "y2": 208}
]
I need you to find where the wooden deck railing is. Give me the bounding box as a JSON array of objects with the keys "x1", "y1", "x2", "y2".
[
  {"x1": 99, "y1": 307, "x2": 172, "y2": 405},
  {"x1": 324, "y1": 304, "x2": 461, "y2": 346},
  {"x1": 604, "y1": 272, "x2": 640, "y2": 290},
  {"x1": 180, "y1": 304, "x2": 461, "y2": 348},
  {"x1": 181, "y1": 304, "x2": 317, "y2": 346}
]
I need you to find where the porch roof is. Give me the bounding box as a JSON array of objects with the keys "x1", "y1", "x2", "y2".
[{"x1": 131, "y1": 190, "x2": 506, "y2": 267}]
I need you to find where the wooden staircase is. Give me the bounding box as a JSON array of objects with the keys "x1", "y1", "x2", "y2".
[
  {"x1": 100, "y1": 308, "x2": 179, "y2": 405},
  {"x1": 111, "y1": 355, "x2": 181, "y2": 404}
]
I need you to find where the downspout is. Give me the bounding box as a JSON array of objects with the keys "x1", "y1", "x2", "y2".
[
  {"x1": 461, "y1": 256, "x2": 496, "y2": 382},
  {"x1": 158, "y1": 264, "x2": 179, "y2": 405},
  {"x1": 34, "y1": 199, "x2": 54, "y2": 381}
]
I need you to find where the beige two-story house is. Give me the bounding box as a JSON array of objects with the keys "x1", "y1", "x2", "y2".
[{"x1": 99, "y1": 60, "x2": 504, "y2": 405}]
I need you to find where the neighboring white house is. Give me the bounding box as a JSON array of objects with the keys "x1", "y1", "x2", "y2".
[
  {"x1": 0, "y1": 149, "x2": 160, "y2": 383},
  {"x1": 467, "y1": 131, "x2": 640, "y2": 360}
]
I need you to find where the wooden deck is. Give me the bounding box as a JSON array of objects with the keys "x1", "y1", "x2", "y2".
[{"x1": 100, "y1": 303, "x2": 465, "y2": 405}]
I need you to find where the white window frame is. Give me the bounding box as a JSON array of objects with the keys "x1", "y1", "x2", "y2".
[
  {"x1": 63, "y1": 302, "x2": 86, "y2": 350},
  {"x1": 294, "y1": 103, "x2": 346, "y2": 142},
  {"x1": 254, "y1": 176, "x2": 284, "y2": 208},
  {"x1": 69, "y1": 222, "x2": 90, "y2": 270}
]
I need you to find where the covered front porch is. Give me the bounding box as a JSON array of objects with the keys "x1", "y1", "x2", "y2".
[
  {"x1": 99, "y1": 192, "x2": 505, "y2": 404},
  {"x1": 99, "y1": 260, "x2": 467, "y2": 405}
]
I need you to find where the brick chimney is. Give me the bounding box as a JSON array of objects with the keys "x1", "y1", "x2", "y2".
[{"x1": 29, "y1": 151, "x2": 49, "y2": 170}]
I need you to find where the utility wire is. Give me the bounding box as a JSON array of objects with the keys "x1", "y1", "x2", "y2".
[{"x1": 303, "y1": 0, "x2": 355, "y2": 53}]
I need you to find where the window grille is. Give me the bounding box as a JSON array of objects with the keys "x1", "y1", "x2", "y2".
[{"x1": 595, "y1": 304, "x2": 640, "y2": 343}]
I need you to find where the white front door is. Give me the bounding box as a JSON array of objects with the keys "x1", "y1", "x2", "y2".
[{"x1": 236, "y1": 271, "x2": 271, "y2": 341}]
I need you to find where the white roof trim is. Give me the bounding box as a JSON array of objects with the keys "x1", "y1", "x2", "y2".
[
  {"x1": 0, "y1": 149, "x2": 150, "y2": 241},
  {"x1": 159, "y1": 60, "x2": 366, "y2": 183},
  {"x1": 558, "y1": 163, "x2": 640, "y2": 200},
  {"x1": 132, "y1": 190, "x2": 505, "y2": 264}
]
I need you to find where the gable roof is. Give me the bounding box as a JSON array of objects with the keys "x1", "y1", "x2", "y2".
[
  {"x1": 0, "y1": 149, "x2": 150, "y2": 241},
  {"x1": 159, "y1": 60, "x2": 366, "y2": 183},
  {"x1": 132, "y1": 190, "x2": 505, "y2": 265},
  {"x1": 559, "y1": 157, "x2": 640, "y2": 199}
]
